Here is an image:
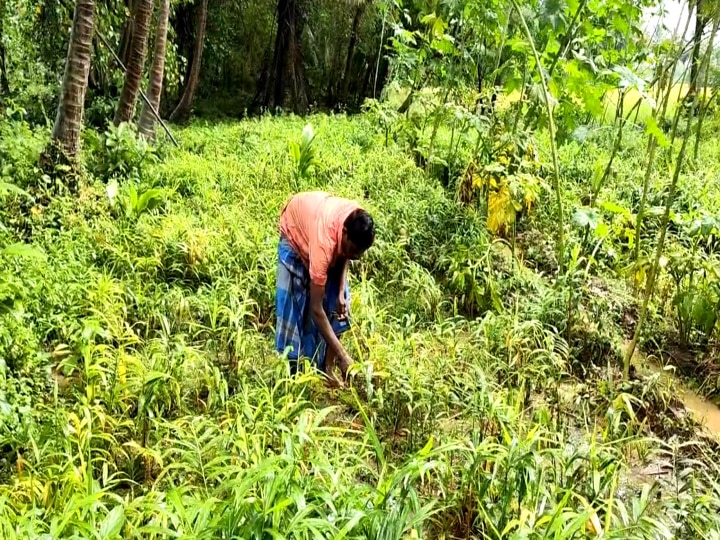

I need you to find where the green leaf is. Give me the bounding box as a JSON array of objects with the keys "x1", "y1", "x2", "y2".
[
  {"x1": 644, "y1": 117, "x2": 669, "y2": 148},
  {"x1": 418, "y1": 436, "x2": 434, "y2": 457},
  {"x1": 2, "y1": 243, "x2": 46, "y2": 259},
  {"x1": 545, "y1": 38, "x2": 561, "y2": 55},
  {"x1": 613, "y1": 66, "x2": 646, "y2": 91},
  {"x1": 594, "y1": 221, "x2": 610, "y2": 238},
  {"x1": 289, "y1": 141, "x2": 301, "y2": 162},
  {"x1": 599, "y1": 200, "x2": 631, "y2": 220},
  {"x1": 0, "y1": 181, "x2": 31, "y2": 199},
  {"x1": 431, "y1": 36, "x2": 456, "y2": 54},
  {"x1": 420, "y1": 12, "x2": 437, "y2": 25},
  {"x1": 141, "y1": 189, "x2": 164, "y2": 212},
  {"x1": 507, "y1": 37, "x2": 530, "y2": 53},
  {"x1": 573, "y1": 207, "x2": 600, "y2": 230},
  {"x1": 570, "y1": 125, "x2": 592, "y2": 143},
  {"x1": 99, "y1": 505, "x2": 125, "y2": 538}
]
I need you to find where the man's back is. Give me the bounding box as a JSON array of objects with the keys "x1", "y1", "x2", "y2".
[{"x1": 279, "y1": 191, "x2": 359, "y2": 286}]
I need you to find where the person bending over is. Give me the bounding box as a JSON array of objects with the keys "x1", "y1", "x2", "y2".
[{"x1": 275, "y1": 191, "x2": 375, "y2": 387}]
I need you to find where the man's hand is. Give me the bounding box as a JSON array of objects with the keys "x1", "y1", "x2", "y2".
[
  {"x1": 311, "y1": 282, "x2": 351, "y2": 376},
  {"x1": 337, "y1": 352, "x2": 353, "y2": 378},
  {"x1": 337, "y1": 290, "x2": 348, "y2": 320}
]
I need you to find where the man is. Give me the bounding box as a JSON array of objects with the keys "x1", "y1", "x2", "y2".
[{"x1": 275, "y1": 191, "x2": 375, "y2": 387}]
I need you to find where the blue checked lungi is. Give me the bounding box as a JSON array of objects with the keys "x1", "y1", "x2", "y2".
[{"x1": 275, "y1": 236, "x2": 351, "y2": 372}]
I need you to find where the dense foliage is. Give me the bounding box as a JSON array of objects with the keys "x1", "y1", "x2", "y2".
[
  {"x1": 2, "y1": 0, "x2": 720, "y2": 537},
  {"x1": 0, "y1": 110, "x2": 718, "y2": 537}
]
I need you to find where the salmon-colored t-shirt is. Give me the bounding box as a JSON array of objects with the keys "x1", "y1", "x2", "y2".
[{"x1": 279, "y1": 191, "x2": 360, "y2": 286}]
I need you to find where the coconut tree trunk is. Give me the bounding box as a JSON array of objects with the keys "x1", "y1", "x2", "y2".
[
  {"x1": 49, "y1": 0, "x2": 96, "y2": 159},
  {"x1": 340, "y1": 4, "x2": 365, "y2": 103},
  {"x1": 138, "y1": 0, "x2": 171, "y2": 138},
  {"x1": 114, "y1": 0, "x2": 154, "y2": 125},
  {"x1": 118, "y1": 0, "x2": 137, "y2": 67},
  {"x1": 169, "y1": 0, "x2": 208, "y2": 123}
]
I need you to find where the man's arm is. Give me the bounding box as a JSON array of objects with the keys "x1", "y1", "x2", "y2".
[
  {"x1": 310, "y1": 282, "x2": 350, "y2": 362},
  {"x1": 337, "y1": 259, "x2": 349, "y2": 317},
  {"x1": 339, "y1": 258, "x2": 349, "y2": 291}
]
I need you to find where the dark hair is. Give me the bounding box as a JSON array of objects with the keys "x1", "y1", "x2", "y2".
[{"x1": 344, "y1": 209, "x2": 375, "y2": 252}]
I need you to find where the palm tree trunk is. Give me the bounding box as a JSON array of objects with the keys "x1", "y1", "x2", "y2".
[
  {"x1": 169, "y1": 0, "x2": 209, "y2": 123},
  {"x1": 138, "y1": 0, "x2": 171, "y2": 138},
  {"x1": 118, "y1": 0, "x2": 137, "y2": 67},
  {"x1": 340, "y1": 4, "x2": 365, "y2": 103},
  {"x1": 114, "y1": 0, "x2": 154, "y2": 125},
  {"x1": 50, "y1": 0, "x2": 96, "y2": 159}
]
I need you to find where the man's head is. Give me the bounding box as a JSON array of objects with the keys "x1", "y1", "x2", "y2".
[{"x1": 341, "y1": 209, "x2": 375, "y2": 260}]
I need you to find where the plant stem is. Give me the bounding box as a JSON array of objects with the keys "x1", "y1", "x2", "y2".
[
  {"x1": 511, "y1": 0, "x2": 565, "y2": 274},
  {"x1": 623, "y1": 46, "x2": 706, "y2": 378},
  {"x1": 595, "y1": 94, "x2": 643, "y2": 204},
  {"x1": 632, "y1": 136, "x2": 657, "y2": 265}
]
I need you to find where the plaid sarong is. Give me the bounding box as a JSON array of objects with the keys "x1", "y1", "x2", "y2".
[{"x1": 275, "y1": 236, "x2": 351, "y2": 372}]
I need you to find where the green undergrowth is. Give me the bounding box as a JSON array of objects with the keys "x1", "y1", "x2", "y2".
[{"x1": 1, "y1": 113, "x2": 720, "y2": 538}]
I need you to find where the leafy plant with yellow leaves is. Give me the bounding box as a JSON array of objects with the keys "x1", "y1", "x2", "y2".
[{"x1": 460, "y1": 134, "x2": 546, "y2": 237}]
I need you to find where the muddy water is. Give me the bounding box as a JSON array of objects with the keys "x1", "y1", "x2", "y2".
[
  {"x1": 645, "y1": 361, "x2": 720, "y2": 436},
  {"x1": 678, "y1": 388, "x2": 720, "y2": 435},
  {"x1": 627, "y1": 342, "x2": 720, "y2": 438}
]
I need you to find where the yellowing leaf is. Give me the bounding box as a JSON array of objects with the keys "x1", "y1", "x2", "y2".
[
  {"x1": 118, "y1": 356, "x2": 127, "y2": 385},
  {"x1": 586, "y1": 510, "x2": 604, "y2": 536},
  {"x1": 487, "y1": 186, "x2": 516, "y2": 235}
]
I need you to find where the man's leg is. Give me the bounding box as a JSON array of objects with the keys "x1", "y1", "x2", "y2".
[{"x1": 276, "y1": 238, "x2": 302, "y2": 376}]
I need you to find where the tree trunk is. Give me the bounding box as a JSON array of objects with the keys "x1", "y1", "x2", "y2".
[
  {"x1": 687, "y1": 0, "x2": 706, "y2": 100},
  {"x1": 340, "y1": 4, "x2": 365, "y2": 103},
  {"x1": 325, "y1": 37, "x2": 343, "y2": 107},
  {"x1": 114, "y1": 0, "x2": 154, "y2": 125},
  {"x1": 118, "y1": 0, "x2": 137, "y2": 67},
  {"x1": 359, "y1": 57, "x2": 373, "y2": 98},
  {"x1": 170, "y1": 0, "x2": 209, "y2": 123},
  {"x1": 259, "y1": 0, "x2": 309, "y2": 113},
  {"x1": 0, "y1": 40, "x2": 9, "y2": 96},
  {"x1": 0, "y1": 1, "x2": 9, "y2": 96},
  {"x1": 287, "y1": 4, "x2": 309, "y2": 112},
  {"x1": 170, "y1": 0, "x2": 195, "y2": 102},
  {"x1": 270, "y1": 0, "x2": 292, "y2": 107},
  {"x1": 50, "y1": 0, "x2": 96, "y2": 159},
  {"x1": 138, "y1": 0, "x2": 171, "y2": 138},
  {"x1": 693, "y1": 14, "x2": 719, "y2": 160}
]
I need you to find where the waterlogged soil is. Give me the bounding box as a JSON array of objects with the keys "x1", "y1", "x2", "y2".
[
  {"x1": 625, "y1": 341, "x2": 720, "y2": 440},
  {"x1": 645, "y1": 361, "x2": 720, "y2": 437}
]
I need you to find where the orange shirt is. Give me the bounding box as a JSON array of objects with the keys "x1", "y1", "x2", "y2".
[{"x1": 279, "y1": 191, "x2": 360, "y2": 286}]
